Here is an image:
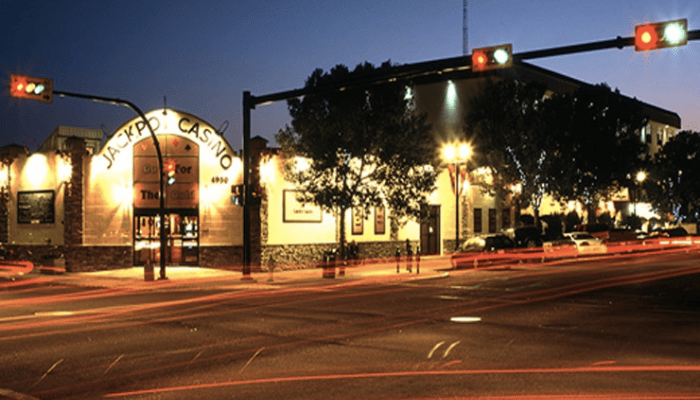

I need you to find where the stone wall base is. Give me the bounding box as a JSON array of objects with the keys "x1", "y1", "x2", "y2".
[
  {"x1": 2, "y1": 242, "x2": 425, "y2": 273},
  {"x1": 260, "y1": 240, "x2": 416, "y2": 272}
]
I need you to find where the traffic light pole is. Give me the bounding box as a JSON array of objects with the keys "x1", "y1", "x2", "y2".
[
  {"x1": 240, "y1": 26, "x2": 700, "y2": 275},
  {"x1": 54, "y1": 90, "x2": 168, "y2": 280}
]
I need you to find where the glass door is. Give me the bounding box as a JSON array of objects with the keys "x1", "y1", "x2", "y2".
[{"x1": 133, "y1": 212, "x2": 199, "y2": 266}]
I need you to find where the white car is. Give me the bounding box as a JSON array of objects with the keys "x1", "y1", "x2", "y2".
[{"x1": 564, "y1": 232, "x2": 606, "y2": 254}]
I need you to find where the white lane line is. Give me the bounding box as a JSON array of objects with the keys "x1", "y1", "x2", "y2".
[
  {"x1": 427, "y1": 341, "x2": 444, "y2": 359},
  {"x1": 443, "y1": 341, "x2": 460, "y2": 358}
]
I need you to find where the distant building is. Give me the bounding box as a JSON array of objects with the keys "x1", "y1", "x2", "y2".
[{"x1": 38, "y1": 126, "x2": 104, "y2": 155}]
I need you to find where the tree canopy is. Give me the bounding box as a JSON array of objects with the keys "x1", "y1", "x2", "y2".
[
  {"x1": 276, "y1": 61, "x2": 440, "y2": 254},
  {"x1": 465, "y1": 79, "x2": 648, "y2": 224},
  {"x1": 646, "y1": 130, "x2": 700, "y2": 223},
  {"x1": 547, "y1": 83, "x2": 647, "y2": 211},
  {"x1": 464, "y1": 79, "x2": 554, "y2": 221}
]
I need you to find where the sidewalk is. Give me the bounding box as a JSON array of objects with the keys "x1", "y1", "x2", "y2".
[{"x1": 2, "y1": 256, "x2": 450, "y2": 291}]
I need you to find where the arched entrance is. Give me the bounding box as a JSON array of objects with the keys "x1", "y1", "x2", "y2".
[{"x1": 132, "y1": 135, "x2": 200, "y2": 266}]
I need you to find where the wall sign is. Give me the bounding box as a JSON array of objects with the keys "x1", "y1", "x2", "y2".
[
  {"x1": 374, "y1": 206, "x2": 386, "y2": 235},
  {"x1": 283, "y1": 190, "x2": 322, "y2": 223},
  {"x1": 17, "y1": 190, "x2": 55, "y2": 224},
  {"x1": 99, "y1": 109, "x2": 235, "y2": 172},
  {"x1": 352, "y1": 207, "x2": 363, "y2": 235},
  {"x1": 133, "y1": 135, "x2": 199, "y2": 209}
]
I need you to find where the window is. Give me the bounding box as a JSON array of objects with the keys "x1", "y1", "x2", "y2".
[
  {"x1": 502, "y1": 209, "x2": 511, "y2": 230},
  {"x1": 474, "y1": 208, "x2": 482, "y2": 233},
  {"x1": 488, "y1": 208, "x2": 497, "y2": 233}
]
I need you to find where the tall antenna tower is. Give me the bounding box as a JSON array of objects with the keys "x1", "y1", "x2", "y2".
[{"x1": 463, "y1": 0, "x2": 468, "y2": 55}]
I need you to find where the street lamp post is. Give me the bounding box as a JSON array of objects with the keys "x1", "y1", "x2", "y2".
[
  {"x1": 633, "y1": 170, "x2": 647, "y2": 224},
  {"x1": 443, "y1": 143, "x2": 471, "y2": 252}
]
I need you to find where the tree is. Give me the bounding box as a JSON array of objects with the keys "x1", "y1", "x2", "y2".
[
  {"x1": 546, "y1": 84, "x2": 647, "y2": 223},
  {"x1": 646, "y1": 130, "x2": 700, "y2": 223},
  {"x1": 464, "y1": 79, "x2": 555, "y2": 225},
  {"x1": 276, "y1": 61, "x2": 439, "y2": 257}
]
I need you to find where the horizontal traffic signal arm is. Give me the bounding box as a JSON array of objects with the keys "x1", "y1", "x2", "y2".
[
  {"x1": 247, "y1": 28, "x2": 699, "y2": 109},
  {"x1": 517, "y1": 25, "x2": 699, "y2": 61}
]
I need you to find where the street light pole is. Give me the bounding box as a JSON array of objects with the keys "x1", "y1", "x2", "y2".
[
  {"x1": 443, "y1": 143, "x2": 471, "y2": 252},
  {"x1": 454, "y1": 162, "x2": 462, "y2": 250}
]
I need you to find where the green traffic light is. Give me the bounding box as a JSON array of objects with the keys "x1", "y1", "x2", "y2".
[
  {"x1": 493, "y1": 48, "x2": 510, "y2": 65},
  {"x1": 664, "y1": 22, "x2": 686, "y2": 45}
]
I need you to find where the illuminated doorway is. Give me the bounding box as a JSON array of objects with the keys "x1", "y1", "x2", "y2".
[
  {"x1": 133, "y1": 211, "x2": 199, "y2": 266},
  {"x1": 132, "y1": 135, "x2": 200, "y2": 266}
]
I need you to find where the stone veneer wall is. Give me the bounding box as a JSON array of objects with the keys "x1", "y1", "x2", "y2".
[
  {"x1": 260, "y1": 240, "x2": 417, "y2": 272},
  {"x1": 200, "y1": 245, "x2": 244, "y2": 270},
  {"x1": 67, "y1": 246, "x2": 132, "y2": 271},
  {"x1": 0, "y1": 244, "x2": 131, "y2": 271}
]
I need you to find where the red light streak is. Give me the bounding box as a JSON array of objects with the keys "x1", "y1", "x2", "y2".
[
  {"x1": 104, "y1": 364, "x2": 700, "y2": 398},
  {"x1": 9, "y1": 250, "x2": 700, "y2": 399}
]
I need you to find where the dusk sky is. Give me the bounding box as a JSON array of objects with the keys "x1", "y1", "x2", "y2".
[{"x1": 1, "y1": 0, "x2": 698, "y2": 152}]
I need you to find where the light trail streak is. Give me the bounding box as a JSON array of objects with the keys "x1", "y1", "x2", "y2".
[
  {"x1": 104, "y1": 364, "x2": 700, "y2": 398},
  {"x1": 61, "y1": 259, "x2": 700, "y2": 397},
  {"x1": 20, "y1": 252, "x2": 700, "y2": 399}
]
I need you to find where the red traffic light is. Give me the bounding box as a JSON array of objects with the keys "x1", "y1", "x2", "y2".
[
  {"x1": 471, "y1": 44, "x2": 513, "y2": 72},
  {"x1": 635, "y1": 19, "x2": 687, "y2": 51},
  {"x1": 9, "y1": 74, "x2": 53, "y2": 103}
]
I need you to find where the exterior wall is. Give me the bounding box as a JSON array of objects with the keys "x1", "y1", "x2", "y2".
[
  {"x1": 646, "y1": 121, "x2": 677, "y2": 156},
  {"x1": 260, "y1": 153, "x2": 422, "y2": 267},
  {"x1": 7, "y1": 151, "x2": 70, "y2": 246}
]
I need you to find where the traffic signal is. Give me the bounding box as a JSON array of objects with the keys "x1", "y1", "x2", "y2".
[
  {"x1": 9, "y1": 74, "x2": 53, "y2": 103},
  {"x1": 231, "y1": 184, "x2": 244, "y2": 206},
  {"x1": 471, "y1": 44, "x2": 513, "y2": 72},
  {"x1": 165, "y1": 161, "x2": 176, "y2": 185},
  {"x1": 635, "y1": 19, "x2": 687, "y2": 51}
]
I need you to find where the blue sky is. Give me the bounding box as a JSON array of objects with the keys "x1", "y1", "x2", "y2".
[{"x1": 1, "y1": 0, "x2": 698, "y2": 151}]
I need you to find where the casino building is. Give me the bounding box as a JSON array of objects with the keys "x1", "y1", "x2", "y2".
[{"x1": 0, "y1": 62, "x2": 682, "y2": 272}]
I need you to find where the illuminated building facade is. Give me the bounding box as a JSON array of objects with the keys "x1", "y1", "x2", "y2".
[{"x1": 0, "y1": 63, "x2": 682, "y2": 272}]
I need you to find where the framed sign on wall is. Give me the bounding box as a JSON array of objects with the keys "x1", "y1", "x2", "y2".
[
  {"x1": 283, "y1": 190, "x2": 322, "y2": 223},
  {"x1": 17, "y1": 190, "x2": 55, "y2": 224}
]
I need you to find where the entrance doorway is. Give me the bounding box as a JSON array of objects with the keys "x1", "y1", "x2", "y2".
[
  {"x1": 134, "y1": 211, "x2": 199, "y2": 266},
  {"x1": 420, "y1": 205, "x2": 440, "y2": 255}
]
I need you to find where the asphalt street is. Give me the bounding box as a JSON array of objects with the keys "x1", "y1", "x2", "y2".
[{"x1": 1, "y1": 246, "x2": 700, "y2": 399}]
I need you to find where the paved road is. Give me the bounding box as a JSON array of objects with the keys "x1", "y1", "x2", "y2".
[{"x1": 1, "y1": 247, "x2": 700, "y2": 399}]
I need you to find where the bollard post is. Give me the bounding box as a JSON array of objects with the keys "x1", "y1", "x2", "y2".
[
  {"x1": 395, "y1": 247, "x2": 401, "y2": 273},
  {"x1": 323, "y1": 249, "x2": 336, "y2": 279},
  {"x1": 405, "y1": 239, "x2": 413, "y2": 273},
  {"x1": 416, "y1": 246, "x2": 421, "y2": 274},
  {"x1": 144, "y1": 258, "x2": 154, "y2": 282}
]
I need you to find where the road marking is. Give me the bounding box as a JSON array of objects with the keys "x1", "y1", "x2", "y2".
[
  {"x1": 104, "y1": 354, "x2": 124, "y2": 375},
  {"x1": 443, "y1": 341, "x2": 460, "y2": 358},
  {"x1": 427, "y1": 341, "x2": 444, "y2": 359},
  {"x1": 239, "y1": 347, "x2": 264, "y2": 373},
  {"x1": 32, "y1": 358, "x2": 63, "y2": 387},
  {"x1": 450, "y1": 316, "x2": 481, "y2": 323}
]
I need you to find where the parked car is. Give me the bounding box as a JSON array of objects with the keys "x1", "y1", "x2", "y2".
[
  {"x1": 565, "y1": 232, "x2": 603, "y2": 247},
  {"x1": 505, "y1": 226, "x2": 544, "y2": 248},
  {"x1": 451, "y1": 234, "x2": 515, "y2": 269},
  {"x1": 459, "y1": 234, "x2": 515, "y2": 252},
  {"x1": 564, "y1": 232, "x2": 606, "y2": 254}
]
